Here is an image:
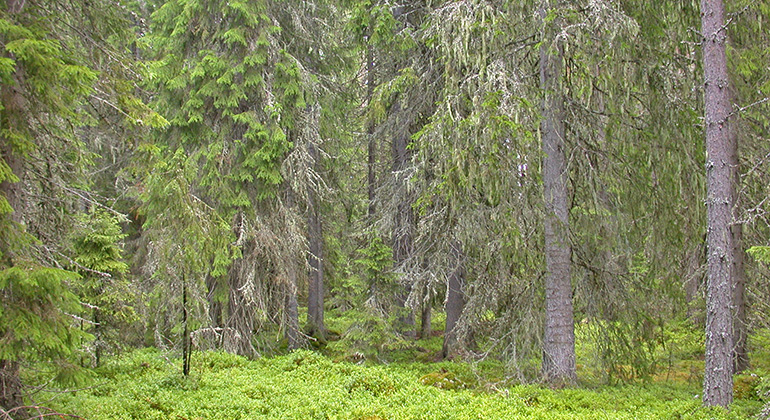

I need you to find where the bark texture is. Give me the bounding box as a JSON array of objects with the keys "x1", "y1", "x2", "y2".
[
  {"x1": 733, "y1": 222, "x2": 748, "y2": 373},
  {"x1": 0, "y1": 136, "x2": 22, "y2": 234},
  {"x1": 392, "y1": 124, "x2": 416, "y2": 335},
  {"x1": 0, "y1": 2, "x2": 29, "y2": 415},
  {"x1": 366, "y1": 40, "x2": 377, "y2": 220},
  {"x1": 284, "y1": 276, "x2": 301, "y2": 350},
  {"x1": 282, "y1": 185, "x2": 302, "y2": 351},
  {"x1": 0, "y1": 26, "x2": 26, "y2": 261},
  {"x1": 420, "y1": 298, "x2": 432, "y2": 339},
  {"x1": 224, "y1": 212, "x2": 258, "y2": 357},
  {"x1": 730, "y1": 135, "x2": 747, "y2": 373},
  {"x1": 205, "y1": 273, "x2": 223, "y2": 329},
  {"x1": 227, "y1": 259, "x2": 257, "y2": 357},
  {"x1": 307, "y1": 141, "x2": 326, "y2": 341},
  {"x1": 182, "y1": 278, "x2": 191, "y2": 376},
  {"x1": 0, "y1": 360, "x2": 26, "y2": 419},
  {"x1": 701, "y1": 0, "x2": 735, "y2": 406},
  {"x1": 442, "y1": 241, "x2": 466, "y2": 359},
  {"x1": 539, "y1": 1, "x2": 576, "y2": 386}
]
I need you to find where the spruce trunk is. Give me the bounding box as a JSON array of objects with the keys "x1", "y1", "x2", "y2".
[
  {"x1": 392, "y1": 124, "x2": 415, "y2": 336},
  {"x1": 0, "y1": 360, "x2": 26, "y2": 420},
  {"x1": 307, "y1": 141, "x2": 326, "y2": 341},
  {"x1": 1, "y1": 7, "x2": 27, "y2": 407},
  {"x1": 366, "y1": 40, "x2": 377, "y2": 220},
  {"x1": 733, "y1": 222, "x2": 748, "y2": 373},
  {"x1": 285, "y1": 273, "x2": 301, "y2": 351},
  {"x1": 539, "y1": 1, "x2": 576, "y2": 386},
  {"x1": 701, "y1": 0, "x2": 735, "y2": 406},
  {"x1": 730, "y1": 127, "x2": 747, "y2": 374},
  {"x1": 443, "y1": 241, "x2": 466, "y2": 359},
  {"x1": 420, "y1": 300, "x2": 432, "y2": 339},
  {"x1": 182, "y1": 278, "x2": 191, "y2": 376}
]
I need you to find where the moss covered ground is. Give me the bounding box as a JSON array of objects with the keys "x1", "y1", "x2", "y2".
[{"x1": 43, "y1": 347, "x2": 764, "y2": 420}]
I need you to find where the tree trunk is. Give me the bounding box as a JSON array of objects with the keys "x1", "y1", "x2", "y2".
[
  {"x1": 225, "y1": 216, "x2": 257, "y2": 357},
  {"x1": 0, "y1": 138, "x2": 22, "y2": 232},
  {"x1": 227, "y1": 259, "x2": 256, "y2": 357},
  {"x1": 205, "y1": 273, "x2": 223, "y2": 329},
  {"x1": 442, "y1": 241, "x2": 466, "y2": 359},
  {"x1": 281, "y1": 184, "x2": 302, "y2": 351},
  {"x1": 182, "y1": 277, "x2": 191, "y2": 376},
  {"x1": 420, "y1": 298, "x2": 432, "y2": 339},
  {"x1": 730, "y1": 110, "x2": 747, "y2": 374},
  {"x1": 284, "y1": 275, "x2": 301, "y2": 351},
  {"x1": 1, "y1": 4, "x2": 29, "y2": 413},
  {"x1": 94, "y1": 307, "x2": 101, "y2": 368},
  {"x1": 701, "y1": 0, "x2": 735, "y2": 406},
  {"x1": 733, "y1": 223, "x2": 748, "y2": 373},
  {"x1": 539, "y1": 0, "x2": 576, "y2": 386},
  {"x1": 366, "y1": 38, "x2": 377, "y2": 220},
  {"x1": 392, "y1": 125, "x2": 415, "y2": 336},
  {"x1": 0, "y1": 360, "x2": 26, "y2": 420},
  {"x1": 683, "y1": 243, "x2": 706, "y2": 323},
  {"x1": 0, "y1": 16, "x2": 26, "y2": 264},
  {"x1": 307, "y1": 140, "x2": 326, "y2": 341}
]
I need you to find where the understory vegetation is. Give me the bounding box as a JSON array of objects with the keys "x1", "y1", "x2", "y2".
[
  {"x1": 43, "y1": 343, "x2": 764, "y2": 420},
  {"x1": 31, "y1": 324, "x2": 770, "y2": 419}
]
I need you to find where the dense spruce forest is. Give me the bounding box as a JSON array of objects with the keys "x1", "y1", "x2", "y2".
[{"x1": 2, "y1": 0, "x2": 770, "y2": 418}]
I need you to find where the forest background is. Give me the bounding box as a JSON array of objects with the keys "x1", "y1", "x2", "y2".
[{"x1": 2, "y1": 0, "x2": 770, "y2": 418}]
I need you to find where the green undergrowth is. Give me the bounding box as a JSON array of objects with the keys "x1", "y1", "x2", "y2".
[{"x1": 45, "y1": 348, "x2": 761, "y2": 420}]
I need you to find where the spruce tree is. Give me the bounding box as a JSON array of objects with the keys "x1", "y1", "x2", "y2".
[
  {"x1": 0, "y1": 0, "x2": 154, "y2": 413},
  {"x1": 70, "y1": 209, "x2": 132, "y2": 367},
  {"x1": 143, "y1": 0, "x2": 345, "y2": 355}
]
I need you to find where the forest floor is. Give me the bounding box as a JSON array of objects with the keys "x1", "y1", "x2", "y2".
[{"x1": 41, "y1": 325, "x2": 769, "y2": 420}]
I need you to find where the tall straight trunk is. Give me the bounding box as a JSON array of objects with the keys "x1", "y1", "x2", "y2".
[
  {"x1": 392, "y1": 125, "x2": 415, "y2": 336},
  {"x1": 420, "y1": 296, "x2": 432, "y2": 339},
  {"x1": 733, "y1": 223, "x2": 748, "y2": 372},
  {"x1": 539, "y1": 1, "x2": 576, "y2": 386},
  {"x1": 442, "y1": 241, "x2": 466, "y2": 359},
  {"x1": 284, "y1": 186, "x2": 302, "y2": 351},
  {"x1": 182, "y1": 277, "x2": 191, "y2": 376},
  {"x1": 732, "y1": 221, "x2": 751, "y2": 373},
  {"x1": 205, "y1": 273, "x2": 223, "y2": 329},
  {"x1": 0, "y1": 0, "x2": 25, "y2": 264},
  {"x1": 684, "y1": 244, "x2": 706, "y2": 323},
  {"x1": 730, "y1": 115, "x2": 747, "y2": 373},
  {"x1": 307, "y1": 140, "x2": 326, "y2": 341},
  {"x1": 0, "y1": 138, "x2": 22, "y2": 238},
  {"x1": 284, "y1": 275, "x2": 301, "y2": 350},
  {"x1": 418, "y1": 258, "x2": 432, "y2": 340},
  {"x1": 366, "y1": 39, "x2": 377, "y2": 220},
  {"x1": 1, "y1": 3, "x2": 29, "y2": 413},
  {"x1": 94, "y1": 307, "x2": 102, "y2": 367},
  {"x1": 701, "y1": 0, "x2": 735, "y2": 407}
]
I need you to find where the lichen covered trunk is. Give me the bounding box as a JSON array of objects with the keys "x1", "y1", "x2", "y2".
[
  {"x1": 284, "y1": 274, "x2": 301, "y2": 351},
  {"x1": 392, "y1": 124, "x2": 415, "y2": 335},
  {"x1": 539, "y1": 0, "x2": 576, "y2": 386},
  {"x1": 442, "y1": 241, "x2": 466, "y2": 359},
  {"x1": 701, "y1": 0, "x2": 736, "y2": 406},
  {"x1": 307, "y1": 142, "x2": 326, "y2": 341}
]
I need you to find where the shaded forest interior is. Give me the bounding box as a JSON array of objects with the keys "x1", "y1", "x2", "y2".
[{"x1": 2, "y1": 0, "x2": 770, "y2": 417}]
